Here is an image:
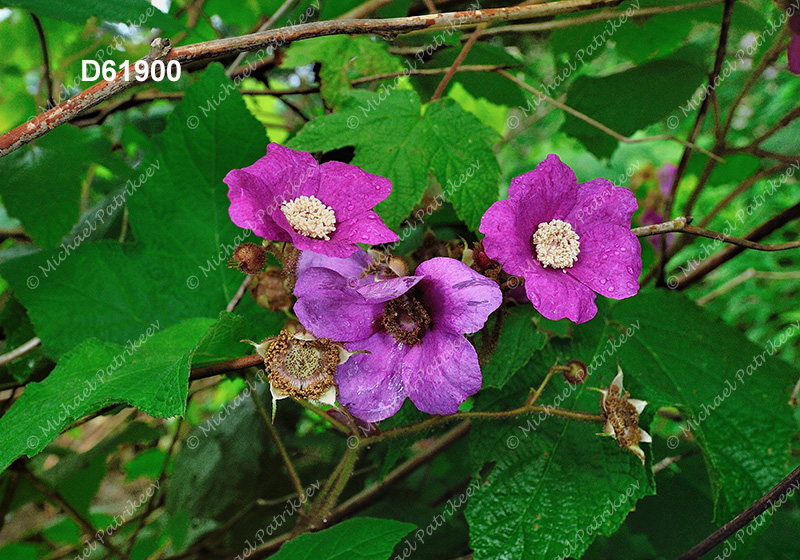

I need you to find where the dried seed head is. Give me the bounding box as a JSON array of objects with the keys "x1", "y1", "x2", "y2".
[{"x1": 263, "y1": 330, "x2": 340, "y2": 401}]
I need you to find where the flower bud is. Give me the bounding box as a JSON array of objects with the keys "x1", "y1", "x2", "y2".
[
  {"x1": 229, "y1": 242, "x2": 267, "y2": 274},
  {"x1": 562, "y1": 360, "x2": 588, "y2": 385}
]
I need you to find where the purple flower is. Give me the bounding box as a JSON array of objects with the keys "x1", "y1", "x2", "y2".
[
  {"x1": 479, "y1": 155, "x2": 641, "y2": 324},
  {"x1": 224, "y1": 143, "x2": 398, "y2": 258},
  {"x1": 640, "y1": 163, "x2": 676, "y2": 251},
  {"x1": 790, "y1": 14, "x2": 800, "y2": 75},
  {"x1": 294, "y1": 251, "x2": 502, "y2": 422}
]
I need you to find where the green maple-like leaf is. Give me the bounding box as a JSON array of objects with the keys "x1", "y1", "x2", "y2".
[{"x1": 289, "y1": 90, "x2": 501, "y2": 231}]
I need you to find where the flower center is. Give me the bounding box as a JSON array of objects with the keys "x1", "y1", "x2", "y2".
[
  {"x1": 531, "y1": 219, "x2": 580, "y2": 270},
  {"x1": 263, "y1": 331, "x2": 339, "y2": 400},
  {"x1": 281, "y1": 195, "x2": 336, "y2": 240},
  {"x1": 604, "y1": 387, "x2": 642, "y2": 449},
  {"x1": 381, "y1": 295, "x2": 431, "y2": 347}
]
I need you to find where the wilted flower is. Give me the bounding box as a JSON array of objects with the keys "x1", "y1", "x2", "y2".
[
  {"x1": 251, "y1": 331, "x2": 353, "y2": 419},
  {"x1": 293, "y1": 250, "x2": 502, "y2": 422},
  {"x1": 597, "y1": 369, "x2": 651, "y2": 464},
  {"x1": 480, "y1": 155, "x2": 641, "y2": 323},
  {"x1": 225, "y1": 143, "x2": 398, "y2": 258}
]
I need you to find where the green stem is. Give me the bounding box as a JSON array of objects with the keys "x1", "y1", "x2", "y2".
[
  {"x1": 248, "y1": 377, "x2": 306, "y2": 501},
  {"x1": 360, "y1": 404, "x2": 603, "y2": 446},
  {"x1": 295, "y1": 398, "x2": 356, "y2": 435}
]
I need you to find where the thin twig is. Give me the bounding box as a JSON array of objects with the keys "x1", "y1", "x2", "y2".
[
  {"x1": 0, "y1": 336, "x2": 41, "y2": 367},
  {"x1": 226, "y1": 0, "x2": 300, "y2": 77},
  {"x1": 226, "y1": 274, "x2": 253, "y2": 312},
  {"x1": 659, "y1": 0, "x2": 736, "y2": 284},
  {"x1": 248, "y1": 376, "x2": 306, "y2": 500},
  {"x1": 634, "y1": 217, "x2": 800, "y2": 251},
  {"x1": 632, "y1": 217, "x2": 691, "y2": 238},
  {"x1": 673, "y1": 202, "x2": 800, "y2": 289},
  {"x1": 430, "y1": 23, "x2": 485, "y2": 101},
  {"x1": 190, "y1": 353, "x2": 263, "y2": 380},
  {"x1": 125, "y1": 416, "x2": 185, "y2": 553},
  {"x1": 22, "y1": 465, "x2": 134, "y2": 560},
  {"x1": 497, "y1": 70, "x2": 724, "y2": 162},
  {"x1": 676, "y1": 462, "x2": 800, "y2": 559},
  {"x1": 30, "y1": 14, "x2": 54, "y2": 110},
  {"x1": 0, "y1": 0, "x2": 621, "y2": 157},
  {"x1": 695, "y1": 268, "x2": 800, "y2": 306},
  {"x1": 477, "y1": 0, "x2": 724, "y2": 37},
  {"x1": 244, "y1": 421, "x2": 472, "y2": 559}
]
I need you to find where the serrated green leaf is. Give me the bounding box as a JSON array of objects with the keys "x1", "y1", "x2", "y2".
[
  {"x1": 482, "y1": 307, "x2": 547, "y2": 390},
  {"x1": 0, "y1": 126, "x2": 123, "y2": 249},
  {"x1": 466, "y1": 310, "x2": 655, "y2": 560},
  {"x1": 282, "y1": 35, "x2": 401, "y2": 107},
  {"x1": 610, "y1": 291, "x2": 798, "y2": 521},
  {"x1": 289, "y1": 90, "x2": 501, "y2": 231},
  {"x1": 270, "y1": 517, "x2": 416, "y2": 560},
  {"x1": 0, "y1": 318, "x2": 214, "y2": 474},
  {"x1": 0, "y1": 63, "x2": 270, "y2": 358}
]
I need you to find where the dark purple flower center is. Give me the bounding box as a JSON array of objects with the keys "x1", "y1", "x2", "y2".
[{"x1": 381, "y1": 294, "x2": 431, "y2": 346}]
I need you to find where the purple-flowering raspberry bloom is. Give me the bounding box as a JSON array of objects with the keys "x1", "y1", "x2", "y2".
[
  {"x1": 294, "y1": 251, "x2": 502, "y2": 422},
  {"x1": 640, "y1": 163, "x2": 676, "y2": 251},
  {"x1": 224, "y1": 143, "x2": 398, "y2": 258},
  {"x1": 479, "y1": 155, "x2": 641, "y2": 324},
  {"x1": 790, "y1": 14, "x2": 800, "y2": 75}
]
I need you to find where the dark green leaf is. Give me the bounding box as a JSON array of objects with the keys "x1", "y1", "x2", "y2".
[{"x1": 270, "y1": 517, "x2": 416, "y2": 560}]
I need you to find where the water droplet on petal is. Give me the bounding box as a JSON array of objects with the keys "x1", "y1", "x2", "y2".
[
  {"x1": 608, "y1": 285, "x2": 615, "y2": 292},
  {"x1": 626, "y1": 266, "x2": 634, "y2": 275}
]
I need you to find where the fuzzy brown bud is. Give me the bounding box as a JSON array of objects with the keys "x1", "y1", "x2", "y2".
[{"x1": 229, "y1": 242, "x2": 267, "y2": 275}]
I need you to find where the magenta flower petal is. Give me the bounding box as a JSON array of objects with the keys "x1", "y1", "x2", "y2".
[
  {"x1": 293, "y1": 268, "x2": 382, "y2": 342},
  {"x1": 568, "y1": 225, "x2": 641, "y2": 299},
  {"x1": 338, "y1": 333, "x2": 407, "y2": 422},
  {"x1": 294, "y1": 253, "x2": 501, "y2": 421},
  {"x1": 509, "y1": 154, "x2": 578, "y2": 220},
  {"x1": 657, "y1": 163, "x2": 677, "y2": 196},
  {"x1": 415, "y1": 257, "x2": 502, "y2": 334},
  {"x1": 357, "y1": 276, "x2": 422, "y2": 302},
  {"x1": 479, "y1": 199, "x2": 532, "y2": 277},
  {"x1": 226, "y1": 170, "x2": 292, "y2": 241},
  {"x1": 401, "y1": 330, "x2": 482, "y2": 415},
  {"x1": 225, "y1": 143, "x2": 397, "y2": 257},
  {"x1": 790, "y1": 34, "x2": 800, "y2": 75},
  {"x1": 317, "y1": 161, "x2": 393, "y2": 222},
  {"x1": 566, "y1": 178, "x2": 638, "y2": 232},
  {"x1": 331, "y1": 211, "x2": 400, "y2": 246},
  {"x1": 521, "y1": 263, "x2": 598, "y2": 323}
]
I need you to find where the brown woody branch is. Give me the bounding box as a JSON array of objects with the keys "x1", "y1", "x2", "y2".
[{"x1": 0, "y1": 0, "x2": 620, "y2": 158}]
